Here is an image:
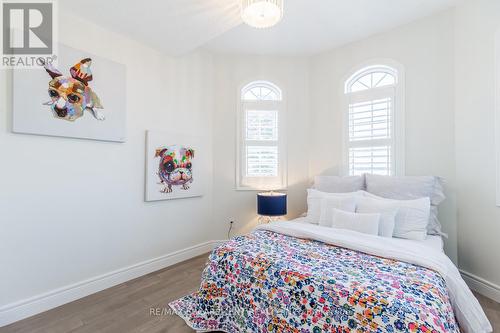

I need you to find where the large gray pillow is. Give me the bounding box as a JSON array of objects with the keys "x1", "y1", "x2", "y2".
[
  {"x1": 364, "y1": 174, "x2": 445, "y2": 236},
  {"x1": 313, "y1": 175, "x2": 365, "y2": 193}
]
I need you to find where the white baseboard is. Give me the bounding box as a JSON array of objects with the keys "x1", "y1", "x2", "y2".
[
  {"x1": 0, "y1": 240, "x2": 223, "y2": 327},
  {"x1": 460, "y1": 269, "x2": 500, "y2": 304}
]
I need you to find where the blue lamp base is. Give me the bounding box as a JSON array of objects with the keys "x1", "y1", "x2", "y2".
[{"x1": 258, "y1": 215, "x2": 283, "y2": 224}]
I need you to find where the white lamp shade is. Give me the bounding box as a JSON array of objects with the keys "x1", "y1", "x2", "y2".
[{"x1": 241, "y1": 0, "x2": 283, "y2": 29}]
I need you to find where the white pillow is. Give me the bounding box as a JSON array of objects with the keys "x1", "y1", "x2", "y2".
[
  {"x1": 318, "y1": 196, "x2": 357, "y2": 227},
  {"x1": 305, "y1": 189, "x2": 359, "y2": 224},
  {"x1": 314, "y1": 175, "x2": 365, "y2": 193},
  {"x1": 355, "y1": 194, "x2": 431, "y2": 240},
  {"x1": 364, "y1": 174, "x2": 445, "y2": 236},
  {"x1": 355, "y1": 199, "x2": 398, "y2": 237},
  {"x1": 331, "y1": 208, "x2": 380, "y2": 236},
  {"x1": 428, "y1": 206, "x2": 443, "y2": 236}
]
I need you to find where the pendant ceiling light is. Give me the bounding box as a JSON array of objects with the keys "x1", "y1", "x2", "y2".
[{"x1": 241, "y1": 0, "x2": 284, "y2": 29}]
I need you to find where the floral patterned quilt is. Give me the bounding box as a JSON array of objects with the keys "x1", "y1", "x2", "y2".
[{"x1": 170, "y1": 230, "x2": 459, "y2": 333}]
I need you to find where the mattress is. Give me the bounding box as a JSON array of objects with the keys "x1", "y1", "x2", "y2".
[{"x1": 170, "y1": 221, "x2": 491, "y2": 333}]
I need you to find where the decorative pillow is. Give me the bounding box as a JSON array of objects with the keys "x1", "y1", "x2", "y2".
[
  {"x1": 355, "y1": 199, "x2": 398, "y2": 237},
  {"x1": 313, "y1": 175, "x2": 365, "y2": 193},
  {"x1": 331, "y1": 208, "x2": 380, "y2": 236},
  {"x1": 364, "y1": 174, "x2": 445, "y2": 235},
  {"x1": 305, "y1": 189, "x2": 359, "y2": 224},
  {"x1": 354, "y1": 195, "x2": 431, "y2": 241},
  {"x1": 318, "y1": 196, "x2": 357, "y2": 227}
]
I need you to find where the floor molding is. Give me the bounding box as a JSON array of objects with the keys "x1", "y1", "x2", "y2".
[
  {"x1": 0, "y1": 240, "x2": 223, "y2": 327},
  {"x1": 460, "y1": 269, "x2": 500, "y2": 303}
]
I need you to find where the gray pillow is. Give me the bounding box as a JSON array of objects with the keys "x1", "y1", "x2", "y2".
[
  {"x1": 313, "y1": 175, "x2": 365, "y2": 193},
  {"x1": 365, "y1": 174, "x2": 446, "y2": 236}
]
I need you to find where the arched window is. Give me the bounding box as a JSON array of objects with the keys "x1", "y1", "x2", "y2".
[
  {"x1": 345, "y1": 65, "x2": 397, "y2": 93},
  {"x1": 242, "y1": 81, "x2": 282, "y2": 101},
  {"x1": 237, "y1": 81, "x2": 286, "y2": 190},
  {"x1": 343, "y1": 63, "x2": 405, "y2": 176}
]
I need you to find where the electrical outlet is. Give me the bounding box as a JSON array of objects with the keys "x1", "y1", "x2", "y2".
[{"x1": 227, "y1": 220, "x2": 235, "y2": 239}]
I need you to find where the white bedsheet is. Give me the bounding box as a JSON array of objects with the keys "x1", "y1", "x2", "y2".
[
  {"x1": 256, "y1": 221, "x2": 492, "y2": 333},
  {"x1": 294, "y1": 216, "x2": 444, "y2": 251},
  {"x1": 423, "y1": 234, "x2": 444, "y2": 251},
  {"x1": 391, "y1": 234, "x2": 443, "y2": 251}
]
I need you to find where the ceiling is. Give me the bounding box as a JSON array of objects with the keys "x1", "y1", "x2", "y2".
[{"x1": 60, "y1": 0, "x2": 457, "y2": 56}]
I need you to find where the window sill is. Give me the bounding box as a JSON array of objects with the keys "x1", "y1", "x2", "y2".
[{"x1": 235, "y1": 186, "x2": 288, "y2": 192}]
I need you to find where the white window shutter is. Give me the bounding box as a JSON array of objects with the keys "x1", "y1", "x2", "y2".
[
  {"x1": 246, "y1": 146, "x2": 279, "y2": 177},
  {"x1": 349, "y1": 146, "x2": 391, "y2": 176},
  {"x1": 349, "y1": 98, "x2": 392, "y2": 142}
]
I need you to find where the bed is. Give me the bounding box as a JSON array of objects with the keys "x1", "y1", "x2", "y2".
[{"x1": 170, "y1": 219, "x2": 491, "y2": 333}]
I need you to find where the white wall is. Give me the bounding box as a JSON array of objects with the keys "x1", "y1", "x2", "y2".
[
  {"x1": 3, "y1": 0, "x2": 500, "y2": 324},
  {"x1": 308, "y1": 11, "x2": 458, "y2": 262},
  {"x1": 0, "y1": 13, "x2": 216, "y2": 310},
  {"x1": 211, "y1": 55, "x2": 311, "y2": 236},
  {"x1": 454, "y1": 0, "x2": 500, "y2": 288}
]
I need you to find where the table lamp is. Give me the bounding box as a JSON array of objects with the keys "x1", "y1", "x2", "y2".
[{"x1": 257, "y1": 191, "x2": 287, "y2": 223}]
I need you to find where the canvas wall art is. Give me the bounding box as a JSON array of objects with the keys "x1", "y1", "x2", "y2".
[
  {"x1": 145, "y1": 130, "x2": 205, "y2": 201},
  {"x1": 12, "y1": 44, "x2": 126, "y2": 142}
]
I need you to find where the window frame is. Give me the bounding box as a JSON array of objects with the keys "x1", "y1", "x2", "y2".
[
  {"x1": 341, "y1": 60, "x2": 406, "y2": 176},
  {"x1": 236, "y1": 80, "x2": 287, "y2": 191}
]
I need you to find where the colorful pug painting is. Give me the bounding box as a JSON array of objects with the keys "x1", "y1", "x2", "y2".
[
  {"x1": 42, "y1": 58, "x2": 104, "y2": 121},
  {"x1": 155, "y1": 145, "x2": 195, "y2": 193}
]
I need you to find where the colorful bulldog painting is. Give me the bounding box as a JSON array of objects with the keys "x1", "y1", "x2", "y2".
[
  {"x1": 155, "y1": 145, "x2": 195, "y2": 193},
  {"x1": 42, "y1": 58, "x2": 104, "y2": 121}
]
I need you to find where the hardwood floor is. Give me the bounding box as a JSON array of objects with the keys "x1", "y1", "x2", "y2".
[
  {"x1": 475, "y1": 292, "x2": 500, "y2": 332},
  {"x1": 1, "y1": 255, "x2": 209, "y2": 333},
  {"x1": 2, "y1": 254, "x2": 500, "y2": 333}
]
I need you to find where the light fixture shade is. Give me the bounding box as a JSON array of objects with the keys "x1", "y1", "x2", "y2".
[
  {"x1": 257, "y1": 192, "x2": 287, "y2": 216},
  {"x1": 241, "y1": 0, "x2": 283, "y2": 29}
]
